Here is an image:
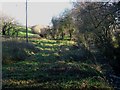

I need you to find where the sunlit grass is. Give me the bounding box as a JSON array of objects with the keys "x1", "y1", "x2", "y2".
[
  {"x1": 2, "y1": 38, "x2": 112, "y2": 89},
  {"x1": 18, "y1": 31, "x2": 35, "y2": 37}
]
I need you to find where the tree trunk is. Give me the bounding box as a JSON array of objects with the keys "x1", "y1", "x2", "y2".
[
  {"x1": 61, "y1": 31, "x2": 64, "y2": 40},
  {"x1": 2, "y1": 25, "x2": 6, "y2": 35},
  {"x1": 69, "y1": 31, "x2": 72, "y2": 40}
]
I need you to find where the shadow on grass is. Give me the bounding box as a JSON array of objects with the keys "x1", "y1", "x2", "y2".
[
  {"x1": 2, "y1": 39, "x2": 113, "y2": 89},
  {"x1": 3, "y1": 60, "x2": 112, "y2": 90}
]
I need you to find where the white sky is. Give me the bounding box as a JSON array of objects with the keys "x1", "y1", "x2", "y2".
[
  {"x1": 1, "y1": 2, "x2": 73, "y2": 26},
  {"x1": 1, "y1": 0, "x2": 118, "y2": 26}
]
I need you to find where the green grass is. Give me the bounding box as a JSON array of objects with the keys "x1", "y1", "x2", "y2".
[
  {"x1": 2, "y1": 38, "x2": 113, "y2": 89},
  {"x1": 17, "y1": 27, "x2": 39, "y2": 38},
  {"x1": 3, "y1": 61, "x2": 111, "y2": 89},
  {"x1": 18, "y1": 31, "x2": 35, "y2": 37}
]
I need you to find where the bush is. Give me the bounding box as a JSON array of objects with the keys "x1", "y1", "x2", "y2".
[{"x1": 2, "y1": 39, "x2": 40, "y2": 64}]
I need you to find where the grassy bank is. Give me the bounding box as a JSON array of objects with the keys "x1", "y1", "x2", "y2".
[{"x1": 2, "y1": 38, "x2": 113, "y2": 89}]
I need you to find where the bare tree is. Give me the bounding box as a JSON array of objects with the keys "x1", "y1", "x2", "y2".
[{"x1": 0, "y1": 13, "x2": 19, "y2": 36}]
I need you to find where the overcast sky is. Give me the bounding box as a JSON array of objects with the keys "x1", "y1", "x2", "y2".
[
  {"x1": 1, "y1": 2, "x2": 72, "y2": 26},
  {"x1": 0, "y1": 0, "x2": 118, "y2": 26}
]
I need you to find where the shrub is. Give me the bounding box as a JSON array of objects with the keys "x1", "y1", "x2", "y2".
[{"x1": 2, "y1": 39, "x2": 40, "y2": 64}]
